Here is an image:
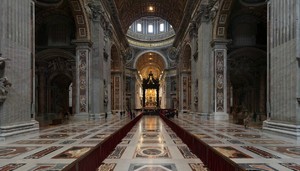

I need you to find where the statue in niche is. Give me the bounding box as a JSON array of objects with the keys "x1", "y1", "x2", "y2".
[
  {"x1": 103, "y1": 80, "x2": 108, "y2": 106},
  {"x1": 0, "y1": 54, "x2": 12, "y2": 102}
]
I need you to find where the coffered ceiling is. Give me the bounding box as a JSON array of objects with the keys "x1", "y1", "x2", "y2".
[
  {"x1": 136, "y1": 52, "x2": 165, "y2": 79},
  {"x1": 113, "y1": 0, "x2": 189, "y2": 32}
]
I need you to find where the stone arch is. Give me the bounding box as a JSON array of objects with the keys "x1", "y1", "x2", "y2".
[
  {"x1": 35, "y1": 0, "x2": 90, "y2": 41},
  {"x1": 181, "y1": 45, "x2": 192, "y2": 71},
  {"x1": 36, "y1": 49, "x2": 75, "y2": 114},
  {"x1": 111, "y1": 44, "x2": 121, "y2": 71},
  {"x1": 133, "y1": 50, "x2": 169, "y2": 70},
  {"x1": 227, "y1": 47, "x2": 267, "y2": 115},
  {"x1": 212, "y1": 0, "x2": 234, "y2": 39},
  {"x1": 69, "y1": 0, "x2": 91, "y2": 40}
]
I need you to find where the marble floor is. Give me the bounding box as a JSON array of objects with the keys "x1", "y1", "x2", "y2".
[
  {"x1": 1, "y1": 114, "x2": 300, "y2": 171},
  {"x1": 0, "y1": 115, "x2": 135, "y2": 171},
  {"x1": 98, "y1": 115, "x2": 206, "y2": 171},
  {"x1": 168, "y1": 115, "x2": 300, "y2": 171}
]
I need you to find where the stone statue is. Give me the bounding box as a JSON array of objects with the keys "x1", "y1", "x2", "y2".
[{"x1": 0, "y1": 56, "x2": 12, "y2": 102}]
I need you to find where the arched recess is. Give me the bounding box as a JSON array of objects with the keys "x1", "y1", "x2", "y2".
[
  {"x1": 36, "y1": 49, "x2": 75, "y2": 116},
  {"x1": 35, "y1": 0, "x2": 91, "y2": 41},
  {"x1": 134, "y1": 52, "x2": 166, "y2": 109},
  {"x1": 134, "y1": 51, "x2": 169, "y2": 71},
  {"x1": 181, "y1": 45, "x2": 192, "y2": 71},
  {"x1": 228, "y1": 47, "x2": 267, "y2": 117}
]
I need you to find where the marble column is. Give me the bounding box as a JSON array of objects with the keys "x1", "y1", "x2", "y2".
[
  {"x1": 263, "y1": 0, "x2": 300, "y2": 140},
  {"x1": 74, "y1": 41, "x2": 91, "y2": 117},
  {"x1": 210, "y1": 39, "x2": 231, "y2": 120},
  {"x1": 0, "y1": 0, "x2": 39, "y2": 140}
]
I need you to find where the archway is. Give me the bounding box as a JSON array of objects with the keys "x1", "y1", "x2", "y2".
[
  {"x1": 48, "y1": 74, "x2": 72, "y2": 114},
  {"x1": 228, "y1": 48, "x2": 267, "y2": 121},
  {"x1": 135, "y1": 52, "x2": 166, "y2": 109}
]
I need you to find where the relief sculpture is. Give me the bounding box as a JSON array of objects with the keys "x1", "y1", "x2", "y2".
[{"x1": 0, "y1": 55, "x2": 12, "y2": 103}]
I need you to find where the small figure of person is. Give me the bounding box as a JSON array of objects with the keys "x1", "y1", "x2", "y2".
[
  {"x1": 252, "y1": 111, "x2": 257, "y2": 122},
  {"x1": 64, "y1": 111, "x2": 69, "y2": 120},
  {"x1": 105, "y1": 112, "x2": 108, "y2": 120},
  {"x1": 243, "y1": 114, "x2": 250, "y2": 129}
]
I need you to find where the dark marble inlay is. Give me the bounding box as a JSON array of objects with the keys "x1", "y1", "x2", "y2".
[
  {"x1": 239, "y1": 163, "x2": 278, "y2": 171},
  {"x1": 59, "y1": 140, "x2": 76, "y2": 144},
  {"x1": 25, "y1": 146, "x2": 63, "y2": 159},
  {"x1": 108, "y1": 146, "x2": 126, "y2": 159},
  {"x1": 264, "y1": 146, "x2": 300, "y2": 158},
  {"x1": 72, "y1": 133, "x2": 90, "y2": 139},
  {"x1": 28, "y1": 163, "x2": 68, "y2": 171},
  {"x1": 177, "y1": 146, "x2": 197, "y2": 158},
  {"x1": 189, "y1": 163, "x2": 208, "y2": 171},
  {"x1": 242, "y1": 146, "x2": 280, "y2": 159},
  {"x1": 0, "y1": 163, "x2": 26, "y2": 171},
  {"x1": 217, "y1": 128, "x2": 245, "y2": 132},
  {"x1": 280, "y1": 163, "x2": 300, "y2": 171},
  {"x1": 81, "y1": 140, "x2": 102, "y2": 144},
  {"x1": 52, "y1": 146, "x2": 91, "y2": 159},
  {"x1": 194, "y1": 133, "x2": 213, "y2": 139},
  {"x1": 134, "y1": 146, "x2": 171, "y2": 158},
  {"x1": 128, "y1": 163, "x2": 177, "y2": 171},
  {"x1": 232, "y1": 133, "x2": 264, "y2": 139},
  {"x1": 214, "y1": 134, "x2": 231, "y2": 139},
  {"x1": 246, "y1": 140, "x2": 289, "y2": 144},
  {"x1": 227, "y1": 140, "x2": 244, "y2": 144},
  {"x1": 55, "y1": 128, "x2": 87, "y2": 133},
  {"x1": 35, "y1": 134, "x2": 71, "y2": 139},
  {"x1": 142, "y1": 133, "x2": 161, "y2": 139},
  {"x1": 97, "y1": 163, "x2": 116, "y2": 171},
  {"x1": 214, "y1": 146, "x2": 252, "y2": 158},
  {"x1": 0, "y1": 146, "x2": 40, "y2": 159},
  {"x1": 11, "y1": 140, "x2": 57, "y2": 144},
  {"x1": 140, "y1": 139, "x2": 165, "y2": 144}
]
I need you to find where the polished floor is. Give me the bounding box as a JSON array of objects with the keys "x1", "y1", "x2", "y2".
[
  {"x1": 0, "y1": 114, "x2": 300, "y2": 171},
  {"x1": 98, "y1": 116, "x2": 205, "y2": 171}
]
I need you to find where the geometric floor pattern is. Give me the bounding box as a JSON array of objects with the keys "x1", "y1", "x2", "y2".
[
  {"x1": 0, "y1": 115, "x2": 135, "y2": 171},
  {"x1": 1, "y1": 114, "x2": 300, "y2": 171},
  {"x1": 171, "y1": 115, "x2": 300, "y2": 171},
  {"x1": 99, "y1": 116, "x2": 205, "y2": 171}
]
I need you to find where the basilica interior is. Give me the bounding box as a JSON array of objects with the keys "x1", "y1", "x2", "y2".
[{"x1": 0, "y1": 0, "x2": 300, "y2": 171}]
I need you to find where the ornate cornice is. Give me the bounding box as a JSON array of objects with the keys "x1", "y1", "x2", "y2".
[
  {"x1": 173, "y1": 0, "x2": 200, "y2": 47},
  {"x1": 86, "y1": 1, "x2": 113, "y2": 39},
  {"x1": 101, "y1": 0, "x2": 129, "y2": 48}
]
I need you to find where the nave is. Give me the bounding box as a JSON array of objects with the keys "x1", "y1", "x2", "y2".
[
  {"x1": 1, "y1": 114, "x2": 300, "y2": 171},
  {"x1": 98, "y1": 116, "x2": 205, "y2": 171}
]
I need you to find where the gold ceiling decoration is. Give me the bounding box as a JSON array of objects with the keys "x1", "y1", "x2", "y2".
[
  {"x1": 136, "y1": 52, "x2": 165, "y2": 79},
  {"x1": 114, "y1": 0, "x2": 188, "y2": 32}
]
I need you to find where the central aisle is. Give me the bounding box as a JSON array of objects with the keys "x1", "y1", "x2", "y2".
[{"x1": 98, "y1": 115, "x2": 207, "y2": 171}]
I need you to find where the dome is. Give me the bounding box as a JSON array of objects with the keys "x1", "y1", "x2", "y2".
[{"x1": 126, "y1": 17, "x2": 175, "y2": 48}]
